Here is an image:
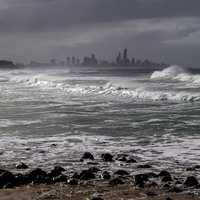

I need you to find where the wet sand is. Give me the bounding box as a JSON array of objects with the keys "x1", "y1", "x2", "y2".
[{"x1": 0, "y1": 184, "x2": 199, "y2": 200}]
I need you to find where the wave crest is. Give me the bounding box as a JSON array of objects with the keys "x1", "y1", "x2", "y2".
[{"x1": 151, "y1": 65, "x2": 200, "y2": 86}]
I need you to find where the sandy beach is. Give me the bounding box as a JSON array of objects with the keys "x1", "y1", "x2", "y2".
[{"x1": 0, "y1": 184, "x2": 199, "y2": 200}]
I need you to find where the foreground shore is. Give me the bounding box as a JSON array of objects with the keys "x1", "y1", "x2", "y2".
[
  {"x1": 0, "y1": 152, "x2": 200, "y2": 200},
  {"x1": 0, "y1": 183, "x2": 199, "y2": 200}
]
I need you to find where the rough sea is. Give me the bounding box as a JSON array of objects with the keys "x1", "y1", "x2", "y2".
[{"x1": 0, "y1": 65, "x2": 200, "y2": 175}]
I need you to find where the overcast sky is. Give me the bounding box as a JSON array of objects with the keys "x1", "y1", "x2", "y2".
[{"x1": 0, "y1": 0, "x2": 200, "y2": 66}]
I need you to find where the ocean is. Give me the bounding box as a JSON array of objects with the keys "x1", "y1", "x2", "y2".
[{"x1": 0, "y1": 65, "x2": 200, "y2": 174}]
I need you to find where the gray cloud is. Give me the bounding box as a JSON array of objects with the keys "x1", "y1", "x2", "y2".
[{"x1": 0, "y1": 0, "x2": 200, "y2": 66}]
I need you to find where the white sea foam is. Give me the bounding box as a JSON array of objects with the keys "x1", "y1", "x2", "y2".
[
  {"x1": 151, "y1": 65, "x2": 200, "y2": 86},
  {"x1": 5, "y1": 67, "x2": 200, "y2": 102}
]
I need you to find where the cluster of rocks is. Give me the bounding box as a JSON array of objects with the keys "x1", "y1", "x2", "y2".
[{"x1": 0, "y1": 152, "x2": 199, "y2": 200}]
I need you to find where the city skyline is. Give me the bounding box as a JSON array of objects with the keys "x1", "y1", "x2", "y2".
[{"x1": 27, "y1": 48, "x2": 168, "y2": 68}]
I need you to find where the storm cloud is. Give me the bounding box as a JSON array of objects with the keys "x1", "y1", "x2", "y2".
[{"x1": 0, "y1": 0, "x2": 200, "y2": 66}]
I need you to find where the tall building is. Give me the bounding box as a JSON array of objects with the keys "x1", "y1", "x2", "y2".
[
  {"x1": 116, "y1": 52, "x2": 122, "y2": 65},
  {"x1": 123, "y1": 48, "x2": 128, "y2": 62},
  {"x1": 122, "y1": 48, "x2": 130, "y2": 65},
  {"x1": 66, "y1": 57, "x2": 71, "y2": 65}
]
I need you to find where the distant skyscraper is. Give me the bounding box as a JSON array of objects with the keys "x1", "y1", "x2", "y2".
[
  {"x1": 116, "y1": 52, "x2": 122, "y2": 65},
  {"x1": 66, "y1": 57, "x2": 71, "y2": 65},
  {"x1": 123, "y1": 48, "x2": 130, "y2": 65},
  {"x1": 50, "y1": 59, "x2": 56, "y2": 65},
  {"x1": 123, "y1": 48, "x2": 128, "y2": 62},
  {"x1": 72, "y1": 56, "x2": 76, "y2": 65}
]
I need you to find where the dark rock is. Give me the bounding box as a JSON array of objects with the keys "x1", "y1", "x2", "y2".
[
  {"x1": 3, "y1": 182, "x2": 15, "y2": 189},
  {"x1": 137, "y1": 164, "x2": 152, "y2": 169},
  {"x1": 101, "y1": 153, "x2": 113, "y2": 162},
  {"x1": 116, "y1": 154, "x2": 128, "y2": 162},
  {"x1": 15, "y1": 174, "x2": 29, "y2": 186},
  {"x1": 53, "y1": 175, "x2": 68, "y2": 183},
  {"x1": 117, "y1": 156, "x2": 127, "y2": 162},
  {"x1": 166, "y1": 198, "x2": 173, "y2": 200},
  {"x1": 145, "y1": 172, "x2": 158, "y2": 178},
  {"x1": 39, "y1": 150, "x2": 46, "y2": 154},
  {"x1": 184, "y1": 176, "x2": 199, "y2": 187},
  {"x1": 162, "y1": 183, "x2": 171, "y2": 190},
  {"x1": 193, "y1": 165, "x2": 200, "y2": 169},
  {"x1": 79, "y1": 170, "x2": 95, "y2": 180},
  {"x1": 81, "y1": 152, "x2": 94, "y2": 161},
  {"x1": 0, "y1": 171, "x2": 16, "y2": 187},
  {"x1": 145, "y1": 191, "x2": 157, "y2": 196},
  {"x1": 27, "y1": 168, "x2": 49, "y2": 184},
  {"x1": 101, "y1": 171, "x2": 111, "y2": 180},
  {"x1": 89, "y1": 167, "x2": 101, "y2": 173},
  {"x1": 147, "y1": 181, "x2": 158, "y2": 188},
  {"x1": 16, "y1": 162, "x2": 29, "y2": 170},
  {"x1": 175, "y1": 180, "x2": 182, "y2": 185},
  {"x1": 0, "y1": 169, "x2": 7, "y2": 175},
  {"x1": 72, "y1": 172, "x2": 79, "y2": 179},
  {"x1": 158, "y1": 170, "x2": 171, "y2": 177},
  {"x1": 68, "y1": 178, "x2": 78, "y2": 185},
  {"x1": 109, "y1": 178, "x2": 124, "y2": 186},
  {"x1": 91, "y1": 197, "x2": 104, "y2": 200},
  {"x1": 135, "y1": 174, "x2": 149, "y2": 187},
  {"x1": 114, "y1": 170, "x2": 129, "y2": 176},
  {"x1": 126, "y1": 158, "x2": 137, "y2": 163},
  {"x1": 162, "y1": 175, "x2": 172, "y2": 182},
  {"x1": 48, "y1": 166, "x2": 65, "y2": 178},
  {"x1": 28, "y1": 168, "x2": 47, "y2": 179},
  {"x1": 187, "y1": 165, "x2": 200, "y2": 171},
  {"x1": 169, "y1": 186, "x2": 183, "y2": 193},
  {"x1": 87, "y1": 162, "x2": 99, "y2": 165}
]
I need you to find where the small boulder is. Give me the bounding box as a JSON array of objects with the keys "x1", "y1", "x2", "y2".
[
  {"x1": 89, "y1": 167, "x2": 101, "y2": 173},
  {"x1": 29, "y1": 168, "x2": 47, "y2": 178},
  {"x1": 145, "y1": 172, "x2": 158, "y2": 178},
  {"x1": 166, "y1": 198, "x2": 173, "y2": 200},
  {"x1": 101, "y1": 171, "x2": 111, "y2": 180},
  {"x1": 0, "y1": 171, "x2": 16, "y2": 187},
  {"x1": 15, "y1": 173, "x2": 29, "y2": 186},
  {"x1": 158, "y1": 170, "x2": 171, "y2": 177},
  {"x1": 68, "y1": 178, "x2": 78, "y2": 185},
  {"x1": 79, "y1": 170, "x2": 95, "y2": 180},
  {"x1": 53, "y1": 175, "x2": 68, "y2": 183},
  {"x1": 169, "y1": 186, "x2": 183, "y2": 193},
  {"x1": 114, "y1": 170, "x2": 129, "y2": 176},
  {"x1": 16, "y1": 163, "x2": 28, "y2": 170},
  {"x1": 137, "y1": 164, "x2": 152, "y2": 169},
  {"x1": 101, "y1": 153, "x2": 113, "y2": 162},
  {"x1": 126, "y1": 158, "x2": 137, "y2": 163},
  {"x1": 162, "y1": 183, "x2": 171, "y2": 190},
  {"x1": 162, "y1": 175, "x2": 173, "y2": 182},
  {"x1": 72, "y1": 172, "x2": 79, "y2": 179},
  {"x1": 145, "y1": 191, "x2": 157, "y2": 197},
  {"x1": 146, "y1": 181, "x2": 158, "y2": 188},
  {"x1": 48, "y1": 166, "x2": 65, "y2": 178},
  {"x1": 91, "y1": 197, "x2": 104, "y2": 200},
  {"x1": 81, "y1": 152, "x2": 94, "y2": 161},
  {"x1": 116, "y1": 154, "x2": 128, "y2": 162},
  {"x1": 135, "y1": 174, "x2": 149, "y2": 187},
  {"x1": 27, "y1": 168, "x2": 49, "y2": 184},
  {"x1": 184, "y1": 176, "x2": 199, "y2": 187},
  {"x1": 109, "y1": 178, "x2": 124, "y2": 186}
]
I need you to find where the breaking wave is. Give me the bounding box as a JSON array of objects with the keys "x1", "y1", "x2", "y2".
[
  {"x1": 151, "y1": 65, "x2": 200, "y2": 86},
  {"x1": 4, "y1": 66, "x2": 200, "y2": 103}
]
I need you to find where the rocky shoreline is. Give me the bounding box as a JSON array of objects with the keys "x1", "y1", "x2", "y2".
[{"x1": 0, "y1": 152, "x2": 200, "y2": 200}]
